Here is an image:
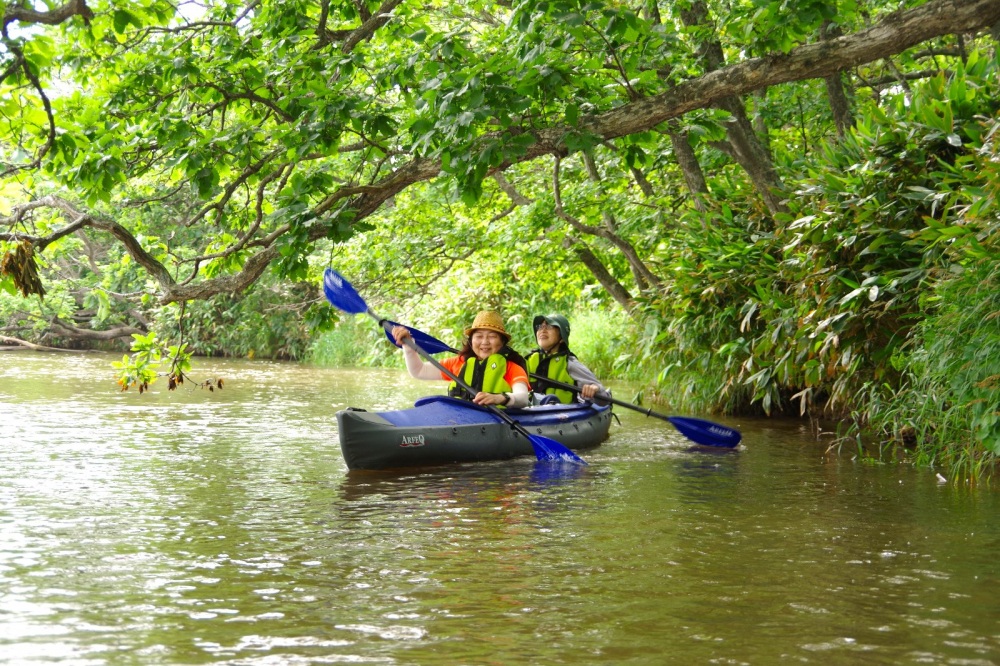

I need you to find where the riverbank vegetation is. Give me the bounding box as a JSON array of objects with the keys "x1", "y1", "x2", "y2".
[{"x1": 2, "y1": 0, "x2": 998, "y2": 480}]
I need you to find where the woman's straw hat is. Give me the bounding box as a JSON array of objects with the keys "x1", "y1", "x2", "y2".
[{"x1": 463, "y1": 310, "x2": 510, "y2": 343}]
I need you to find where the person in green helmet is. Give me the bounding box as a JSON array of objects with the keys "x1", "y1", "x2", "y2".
[{"x1": 526, "y1": 314, "x2": 609, "y2": 405}]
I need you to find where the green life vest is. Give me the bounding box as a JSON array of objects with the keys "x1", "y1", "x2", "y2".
[
  {"x1": 526, "y1": 350, "x2": 576, "y2": 404},
  {"x1": 448, "y1": 353, "x2": 514, "y2": 404}
]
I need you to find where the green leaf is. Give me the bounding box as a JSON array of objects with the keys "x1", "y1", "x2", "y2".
[{"x1": 113, "y1": 9, "x2": 139, "y2": 35}]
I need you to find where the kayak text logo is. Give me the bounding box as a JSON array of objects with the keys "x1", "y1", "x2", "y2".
[{"x1": 400, "y1": 434, "x2": 426, "y2": 447}]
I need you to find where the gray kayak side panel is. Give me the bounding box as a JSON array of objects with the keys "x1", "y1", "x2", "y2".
[{"x1": 336, "y1": 404, "x2": 612, "y2": 470}]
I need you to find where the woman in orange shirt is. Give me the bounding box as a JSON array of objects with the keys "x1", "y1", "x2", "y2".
[{"x1": 391, "y1": 310, "x2": 530, "y2": 408}]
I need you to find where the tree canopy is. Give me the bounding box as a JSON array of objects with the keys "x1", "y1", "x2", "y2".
[{"x1": 3, "y1": 0, "x2": 997, "y2": 305}]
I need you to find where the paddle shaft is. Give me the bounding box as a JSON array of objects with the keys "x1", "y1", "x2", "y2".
[
  {"x1": 370, "y1": 312, "x2": 538, "y2": 440},
  {"x1": 532, "y1": 373, "x2": 741, "y2": 446},
  {"x1": 386, "y1": 329, "x2": 667, "y2": 421},
  {"x1": 380, "y1": 321, "x2": 739, "y2": 445},
  {"x1": 387, "y1": 329, "x2": 678, "y2": 420},
  {"x1": 529, "y1": 374, "x2": 673, "y2": 420}
]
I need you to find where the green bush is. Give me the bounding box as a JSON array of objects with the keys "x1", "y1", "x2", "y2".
[
  {"x1": 561, "y1": 307, "x2": 643, "y2": 381},
  {"x1": 307, "y1": 314, "x2": 402, "y2": 367},
  {"x1": 850, "y1": 98, "x2": 1000, "y2": 479},
  {"x1": 640, "y1": 52, "x2": 1000, "y2": 428},
  {"x1": 154, "y1": 281, "x2": 328, "y2": 361}
]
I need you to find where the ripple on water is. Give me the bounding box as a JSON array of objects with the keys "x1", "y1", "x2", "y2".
[{"x1": 2, "y1": 352, "x2": 1000, "y2": 665}]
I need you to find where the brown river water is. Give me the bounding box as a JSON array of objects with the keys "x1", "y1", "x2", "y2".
[{"x1": 1, "y1": 351, "x2": 998, "y2": 665}]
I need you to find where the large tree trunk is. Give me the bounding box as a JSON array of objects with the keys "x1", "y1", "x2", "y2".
[
  {"x1": 752, "y1": 89, "x2": 772, "y2": 154},
  {"x1": 563, "y1": 236, "x2": 633, "y2": 309},
  {"x1": 822, "y1": 22, "x2": 855, "y2": 138},
  {"x1": 581, "y1": 153, "x2": 662, "y2": 290},
  {"x1": 0, "y1": 335, "x2": 78, "y2": 352},
  {"x1": 825, "y1": 71, "x2": 854, "y2": 138},
  {"x1": 49, "y1": 317, "x2": 144, "y2": 342},
  {"x1": 668, "y1": 125, "x2": 710, "y2": 215},
  {"x1": 678, "y1": 0, "x2": 788, "y2": 216},
  {"x1": 492, "y1": 169, "x2": 634, "y2": 307}
]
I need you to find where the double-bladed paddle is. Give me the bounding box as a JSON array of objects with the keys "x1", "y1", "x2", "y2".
[
  {"x1": 322, "y1": 269, "x2": 587, "y2": 465},
  {"x1": 381, "y1": 321, "x2": 742, "y2": 448},
  {"x1": 522, "y1": 374, "x2": 742, "y2": 448}
]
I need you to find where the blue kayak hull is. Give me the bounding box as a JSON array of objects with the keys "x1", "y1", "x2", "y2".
[{"x1": 336, "y1": 396, "x2": 613, "y2": 470}]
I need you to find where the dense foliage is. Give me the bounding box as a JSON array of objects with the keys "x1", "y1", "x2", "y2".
[
  {"x1": 636, "y1": 55, "x2": 1000, "y2": 473},
  {"x1": 2, "y1": 0, "x2": 999, "y2": 479}
]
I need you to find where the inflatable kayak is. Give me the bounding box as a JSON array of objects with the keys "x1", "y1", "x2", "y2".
[{"x1": 336, "y1": 395, "x2": 613, "y2": 470}]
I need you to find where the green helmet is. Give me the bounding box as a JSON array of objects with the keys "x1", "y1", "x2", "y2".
[{"x1": 533, "y1": 313, "x2": 571, "y2": 344}]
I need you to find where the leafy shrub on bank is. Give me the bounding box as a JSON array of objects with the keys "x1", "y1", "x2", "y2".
[
  {"x1": 643, "y1": 53, "x2": 999, "y2": 436},
  {"x1": 154, "y1": 281, "x2": 330, "y2": 361},
  {"x1": 847, "y1": 97, "x2": 1000, "y2": 479},
  {"x1": 852, "y1": 258, "x2": 1000, "y2": 480},
  {"x1": 307, "y1": 314, "x2": 401, "y2": 367}
]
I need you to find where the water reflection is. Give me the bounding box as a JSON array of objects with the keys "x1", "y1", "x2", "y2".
[
  {"x1": 336, "y1": 460, "x2": 597, "y2": 510},
  {"x1": 528, "y1": 460, "x2": 591, "y2": 486},
  {"x1": 2, "y1": 352, "x2": 1000, "y2": 665}
]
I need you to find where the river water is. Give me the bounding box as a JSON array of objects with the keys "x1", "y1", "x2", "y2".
[{"x1": 1, "y1": 351, "x2": 998, "y2": 665}]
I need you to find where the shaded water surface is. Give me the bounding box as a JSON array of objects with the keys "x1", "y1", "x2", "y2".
[{"x1": 1, "y1": 352, "x2": 998, "y2": 665}]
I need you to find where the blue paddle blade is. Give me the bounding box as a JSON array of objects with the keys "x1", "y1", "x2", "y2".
[
  {"x1": 667, "y1": 416, "x2": 742, "y2": 448},
  {"x1": 323, "y1": 269, "x2": 369, "y2": 315},
  {"x1": 529, "y1": 434, "x2": 588, "y2": 465},
  {"x1": 381, "y1": 321, "x2": 456, "y2": 354}
]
